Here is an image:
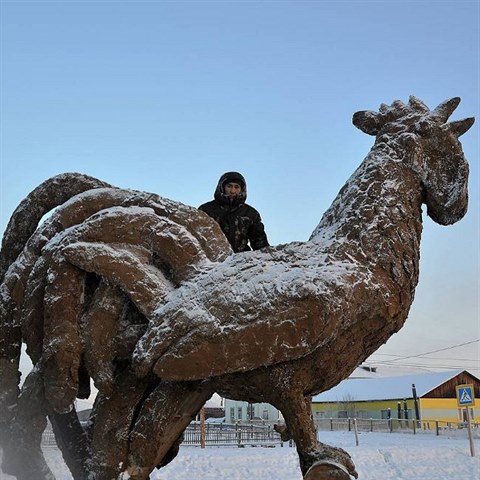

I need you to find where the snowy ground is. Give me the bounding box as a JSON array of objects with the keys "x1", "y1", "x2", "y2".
[{"x1": 1, "y1": 431, "x2": 479, "y2": 480}]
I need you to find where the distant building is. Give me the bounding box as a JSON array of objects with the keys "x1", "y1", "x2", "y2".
[
  {"x1": 222, "y1": 366, "x2": 380, "y2": 424},
  {"x1": 311, "y1": 369, "x2": 479, "y2": 423},
  {"x1": 203, "y1": 406, "x2": 225, "y2": 420},
  {"x1": 223, "y1": 399, "x2": 282, "y2": 424}
]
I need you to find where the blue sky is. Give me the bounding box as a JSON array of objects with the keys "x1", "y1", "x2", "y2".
[{"x1": 1, "y1": 0, "x2": 478, "y2": 374}]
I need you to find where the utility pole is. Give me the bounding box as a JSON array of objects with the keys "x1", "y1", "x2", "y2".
[{"x1": 412, "y1": 383, "x2": 421, "y2": 427}]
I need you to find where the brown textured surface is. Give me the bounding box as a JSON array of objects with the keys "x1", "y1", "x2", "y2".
[
  {"x1": 0, "y1": 97, "x2": 474, "y2": 479},
  {"x1": 83, "y1": 281, "x2": 125, "y2": 395},
  {"x1": 0, "y1": 173, "x2": 112, "y2": 283},
  {"x1": 304, "y1": 461, "x2": 351, "y2": 480}
]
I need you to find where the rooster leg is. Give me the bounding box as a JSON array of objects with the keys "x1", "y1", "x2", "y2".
[
  {"x1": 87, "y1": 370, "x2": 154, "y2": 480},
  {"x1": 279, "y1": 392, "x2": 358, "y2": 479},
  {"x1": 0, "y1": 294, "x2": 21, "y2": 450},
  {"x1": 48, "y1": 408, "x2": 91, "y2": 480},
  {"x1": 1, "y1": 367, "x2": 55, "y2": 480},
  {"x1": 126, "y1": 380, "x2": 214, "y2": 479}
]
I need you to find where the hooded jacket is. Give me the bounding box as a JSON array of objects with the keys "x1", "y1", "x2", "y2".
[{"x1": 199, "y1": 172, "x2": 269, "y2": 253}]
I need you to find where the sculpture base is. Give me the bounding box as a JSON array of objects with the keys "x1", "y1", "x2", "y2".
[{"x1": 304, "y1": 460, "x2": 351, "y2": 480}]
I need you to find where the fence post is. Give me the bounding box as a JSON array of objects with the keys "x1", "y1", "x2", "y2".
[
  {"x1": 353, "y1": 418, "x2": 359, "y2": 446},
  {"x1": 200, "y1": 407, "x2": 206, "y2": 448},
  {"x1": 330, "y1": 418, "x2": 333, "y2": 431},
  {"x1": 435, "y1": 420, "x2": 439, "y2": 436},
  {"x1": 370, "y1": 418, "x2": 373, "y2": 432},
  {"x1": 235, "y1": 422, "x2": 241, "y2": 447}
]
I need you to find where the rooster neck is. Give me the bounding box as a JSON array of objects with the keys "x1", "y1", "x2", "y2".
[{"x1": 310, "y1": 141, "x2": 423, "y2": 295}]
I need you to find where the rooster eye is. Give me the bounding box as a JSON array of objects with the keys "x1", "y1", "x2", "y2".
[{"x1": 413, "y1": 120, "x2": 433, "y2": 136}]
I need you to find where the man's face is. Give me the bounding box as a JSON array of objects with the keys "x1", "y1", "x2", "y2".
[{"x1": 224, "y1": 182, "x2": 242, "y2": 197}]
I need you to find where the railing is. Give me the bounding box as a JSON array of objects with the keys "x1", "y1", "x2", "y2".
[
  {"x1": 314, "y1": 417, "x2": 480, "y2": 436},
  {"x1": 41, "y1": 421, "x2": 284, "y2": 448},
  {"x1": 42, "y1": 417, "x2": 478, "y2": 448},
  {"x1": 183, "y1": 421, "x2": 283, "y2": 447},
  {"x1": 41, "y1": 428, "x2": 58, "y2": 447}
]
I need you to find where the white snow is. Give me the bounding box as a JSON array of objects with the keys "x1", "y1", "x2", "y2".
[{"x1": 1, "y1": 431, "x2": 478, "y2": 479}]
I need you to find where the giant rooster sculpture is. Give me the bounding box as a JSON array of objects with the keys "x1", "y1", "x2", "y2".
[{"x1": 0, "y1": 97, "x2": 474, "y2": 480}]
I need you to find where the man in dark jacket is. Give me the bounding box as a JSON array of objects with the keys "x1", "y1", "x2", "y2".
[{"x1": 199, "y1": 172, "x2": 269, "y2": 253}]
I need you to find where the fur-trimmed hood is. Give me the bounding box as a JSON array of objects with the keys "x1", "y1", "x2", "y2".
[{"x1": 213, "y1": 171, "x2": 247, "y2": 206}]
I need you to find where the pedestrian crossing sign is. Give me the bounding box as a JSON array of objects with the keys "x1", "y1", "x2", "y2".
[{"x1": 456, "y1": 384, "x2": 475, "y2": 407}]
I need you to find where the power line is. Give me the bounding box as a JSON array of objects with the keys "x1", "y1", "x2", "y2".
[
  {"x1": 370, "y1": 339, "x2": 479, "y2": 364},
  {"x1": 366, "y1": 361, "x2": 480, "y2": 371},
  {"x1": 364, "y1": 339, "x2": 480, "y2": 373},
  {"x1": 372, "y1": 353, "x2": 478, "y2": 362}
]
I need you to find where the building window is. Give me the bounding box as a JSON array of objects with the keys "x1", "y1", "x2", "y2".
[
  {"x1": 230, "y1": 407, "x2": 235, "y2": 421},
  {"x1": 238, "y1": 407, "x2": 243, "y2": 420},
  {"x1": 381, "y1": 409, "x2": 392, "y2": 420},
  {"x1": 459, "y1": 408, "x2": 474, "y2": 422},
  {"x1": 262, "y1": 409, "x2": 269, "y2": 420},
  {"x1": 396, "y1": 408, "x2": 413, "y2": 420}
]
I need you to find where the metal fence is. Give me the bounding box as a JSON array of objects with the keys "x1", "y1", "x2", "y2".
[
  {"x1": 42, "y1": 417, "x2": 478, "y2": 449},
  {"x1": 314, "y1": 417, "x2": 480, "y2": 436},
  {"x1": 41, "y1": 428, "x2": 58, "y2": 447},
  {"x1": 183, "y1": 421, "x2": 283, "y2": 447},
  {"x1": 41, "y1": 421, "x2": 284, "y2": 448}
]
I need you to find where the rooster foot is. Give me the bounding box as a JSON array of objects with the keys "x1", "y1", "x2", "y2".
[
  {"x1": 302, "y1": 443, "x2": 358, "y2": 480},
  {"x1": 304, "y1": 459, "x2": 352, "y2": 480}
]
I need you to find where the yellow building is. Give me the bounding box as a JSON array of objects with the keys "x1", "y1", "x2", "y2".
[{"x1": 311, "y1": 370, "x2": 479, "y2": 424}]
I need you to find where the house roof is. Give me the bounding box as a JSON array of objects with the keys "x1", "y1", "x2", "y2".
[
  {"x1": 311, "y1": 370, "x2": 475, "y2": 402},
  {"x1": 350, "y1": 366, "x2": 380, "y2": 379}
]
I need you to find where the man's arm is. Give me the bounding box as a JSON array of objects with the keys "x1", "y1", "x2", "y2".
[{"x1": 248, "y1": 210, "x2": 269, "y2": 250}]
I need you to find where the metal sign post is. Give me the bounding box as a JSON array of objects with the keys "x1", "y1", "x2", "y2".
[{"x1": 456, "y1": 384, "x2": 476, "y2": 457}]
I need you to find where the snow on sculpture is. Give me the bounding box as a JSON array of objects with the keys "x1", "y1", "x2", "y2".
[{"x1": 0, "y1": 97, "x2": 474, "y2": 480}]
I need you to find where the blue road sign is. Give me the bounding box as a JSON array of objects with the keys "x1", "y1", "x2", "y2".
[{"x1": 456, "y1": 384, "x2": 475, "y2": 407}]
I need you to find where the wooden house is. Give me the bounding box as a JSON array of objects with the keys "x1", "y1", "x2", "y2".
[{"x1": 311, "y1": 370, "x2": 479, "y2": 423}]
